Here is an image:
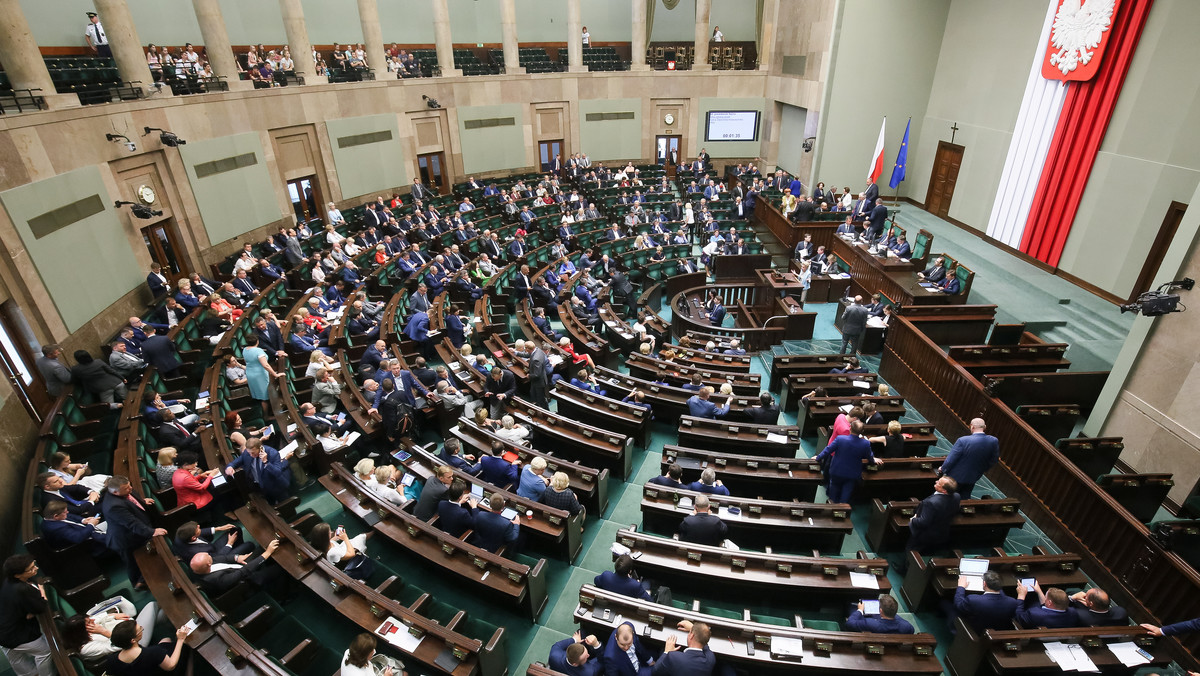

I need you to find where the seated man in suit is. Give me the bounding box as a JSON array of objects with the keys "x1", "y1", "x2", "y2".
[
  {"x1": 678, "y1": 495, "x2": 727, "y2": 546},
  {"x1": 594, "y1": 554, "x2": 652, "y2": 601},
  {"x1": 707, "y1": 301, "x2": 726, "y2": 326},
  {"x1": 722, "y1": 339, "x2": 746, "y2": 356},
  {"x1": 549, "y1": 631, "x2": 602, "y2": 676},
  {"x1": 1069, "y1": 588, "x2": 1129, "y2": 627},
  {"x1": 189, "y1": 538, "x2": 280, "y2": 596},
  {"x1": 39, "y1": 472, "x2": 100, "y2": 516},
  {"x1": 414, "y1": 466, "x2": 453, "y2": 521},
  {"x1": 648, "y1": 464, "x2": 685, "y2": 489},
  {"x1": 917, "y1": 256, "x2": 946, "y2": 283},
  {"x1": 938, "y1": 264, "x2": 961, "y2": 294},
  {"x1": 40, "y1": 500, "x2": 107, "y2": 556},
  {"x1": 436, "y1": 480, "x2": 478, "y2": 538},
  {"x1": 954, "y1": 570, "x2": 1020, "y2": 633},
  {"x1": 174, "y1": 521, "x2": 255, "y2": 565},
  {"x1": 603, "y1": 621, "x2": 658, "y2": 676},
  {"x1": 744, "y1": 392, "x2": 780, "y2": 425},
  {"x1": 479, "y1": 444, "x2": 520, "y2": 488},
  {"x1": 470, "y1": 495, "x2": 520, "y2": 554},
  {"x1": 890, "y1": 233, "x2": 912, "y2": 258},
  {"x1": 688, "y1": 467, "x2": 730, "y2": 496},
  {"x1": 655, "y1": 620, "x2": 717, "y2": 676},
  {"x1": 1016, "y1": 583, "x2": 1080, "y2": 629},
  {"x1": 846, "y1": 594, "x2": 915, "y2": 634}
]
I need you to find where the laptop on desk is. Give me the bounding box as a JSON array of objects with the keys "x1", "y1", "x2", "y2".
[{"x1": 960, "y1": 558, "x2": 989, "y2": 591}]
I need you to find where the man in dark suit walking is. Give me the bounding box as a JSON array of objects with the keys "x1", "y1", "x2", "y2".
[
  {"x1": 654, "y1": 619, "x2": 717, "y2": 676},
  {"x1": 528, "y1": 343, "x2": 552, "y2": 407},
  {"x1": 938, "y1": 418, "x2": 1000, "y2": 499},
  {"x1": 484, "y1": 367, "x2": 517, "y2": 418},
  {"x1": 100, "y1": 476, "x2": 167, "y2": 586},
  {"x1": 678, "y1": 495, "x2": 726, "y2": 546},
  {"x1": 906, "y1": 476, "x2": 960, "y2": 555},
  {"x1": 840, "y1": 296, "x2": 868, "y2": 355},
  {"x1": 139, "y1": 325, "x2": 183, "y2": 378}
]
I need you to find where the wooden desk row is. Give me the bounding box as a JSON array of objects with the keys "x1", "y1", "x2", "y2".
[
  {"x1": 641, "y1": 484, "x2": 853, "y2": 552},
  {"x1": 865, "y1": 497, "x2": 1026, "y2": 552},
  {"x1": 661, "y1": 446, "x2": 940, "y2": 503},
  {"x1": 575, "y1": 584, "x2": 943, "y2": 675}
]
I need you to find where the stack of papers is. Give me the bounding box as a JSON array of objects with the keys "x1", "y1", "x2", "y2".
[
  {"x1": 1043, "y1": 642, "x2": 1099, "y2": 672},
  {"x1": 1106, "y1": 643, "x2": 1150, "y2": 668},
  {"x1": 375, "y1": 617, "x2": 424, "y2": 652},
  {"x1": 195, "y1": 397, "x2": 209, "y2": 412}
]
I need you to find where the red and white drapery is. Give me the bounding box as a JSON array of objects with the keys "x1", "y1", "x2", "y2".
[{"x1": 986, "y1": 0, "x2": 1153, "y2": 266}]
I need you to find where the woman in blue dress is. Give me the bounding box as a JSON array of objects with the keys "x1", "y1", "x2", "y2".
[{"x1": 241, "y1": 334, "x2": 278, "y2": 418}]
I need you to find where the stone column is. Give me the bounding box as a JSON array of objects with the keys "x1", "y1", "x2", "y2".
[
  {"x1": 278, "y1": 0, "x2": 326, "y2": 84},
  {"x1": 431, "y1": 0, "x2": 460, "y2": 77},
  {"x1": 692, "y1": 0, "x2": 712, "y2": 71},
  {"x1": 93, "y1": 0, "x2": 171, "y2": 96},
  {"x1": 499, "y1": 0, "x2": 522, "y2": 74},
  {"x1": 356, "y1": 0, "x2": 386, "y2": 79},
  {"x1": 0, "y1": 0, "x2": 77, "y2": 108},
  {"x1": 757, "y1": 0, "x2": 779, "y2": 71},
  {"x1": 191, "y1": 0, "x2": 250, "y2": 90},
  {"x1": 566, "y1": 0, "x2": 585, "y2": 72},
  {"x1": 630, "y1": 0, "x2": 649, "y2": 71}
]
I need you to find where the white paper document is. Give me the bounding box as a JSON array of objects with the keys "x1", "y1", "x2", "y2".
[
  {"x1": 853, "y1": 380, "x2": 872, "y2": 389},
  {"x1": 279, "y1": 439, "x2": 300, "y2": 459},
  {"x1": 765, "y1": 432, "x2": 790, "y2": 444},
  {"x1": 376, "y1": 617, "x2": 424, "y2": 652},
  {"x1": 1043, "y1": 642, "x2": 1099, "y2": 672},
  {"x1": 848, "y1": 572, "x2": 880, "y2": 589},
  {"x1": 770, "y1": 636, "x2": 804, "y2": 658},
  {"x1": 838, "y1": 404, "x2": 853, "y2": 413}
]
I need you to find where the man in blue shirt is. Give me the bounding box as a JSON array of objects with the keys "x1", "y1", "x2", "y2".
[
  {"x1": 939, "y1": 418, "x2": 1000, "y2": 499},
  {"x1": 846, "y1": 595, "x2": 915, "y2": 634},
  {"x1": 517, "y1": 457, "x2": 549, "y2": 501},
  {"x1": 686, "y1": 387, "x2": 730, "y2": 419}
]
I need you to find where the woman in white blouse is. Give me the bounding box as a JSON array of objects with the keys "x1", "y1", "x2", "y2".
[
  {"x1": 369, "y1": 466, "x2": 406, "y2": 505},
  {"x1": 341, "y1": 634, "x2": 397, "y2": 676},
  {"x1": 309, "y1": 522, "x2": 369, "y2": 565},
  {"x1": 495, "y1": 415, "x2": 530, "y2": 443},
  {"x1": 712, "y1": 26, "x2": 724, "y2": 42},
  {"x1": 305, "y1": 350, "x2": 336, "y2": 378},
  {"x1": 325, "y1": 224, "x2": 345, "y2": 245}
]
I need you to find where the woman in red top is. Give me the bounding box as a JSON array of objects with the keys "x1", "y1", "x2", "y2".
[
  {"x1": 171, "y1": 451, "x2": 220, "y2": 510},
  {"x1": 374, "y1": 244, "x2": 387, "y2": 266},
  {"x1": 557, "y1": 336, "x2": 595, "y2": 370}
]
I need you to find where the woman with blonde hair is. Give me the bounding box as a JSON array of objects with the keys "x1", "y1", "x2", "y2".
[
  {"x1": 868, "y1": 419, "x2": 906, "y2": 458},
  {"x1": 155, "y1": 447, "x2": 179, "y2": 488},
  {"x1": 370, "y1": 465, "x2": 406, "y2": 505},
  {"x1": 325, "y1": 223, "x2": 345, "y2": 245},
  {"x1": 540, "y1": 471, "x2": 583, "y2": 516},
  {"x1": 305, "y1": 349, "x2": 336, "y2": 377}
]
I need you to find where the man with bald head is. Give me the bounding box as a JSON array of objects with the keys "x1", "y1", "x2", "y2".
[
  {"x1": 1069, "y1": 587, "x2": 1128, "y2": 627},
  {"x1": 189, "y1": 538, "x2": 279, "y2": 596},
  {"x1": 938, "y1": 418, "x2": 1000, "y2": 499}
]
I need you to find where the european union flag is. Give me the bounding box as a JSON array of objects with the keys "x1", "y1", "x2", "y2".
[{"x1": 889, "y1": 118, "x2": 911, "y2": 190}]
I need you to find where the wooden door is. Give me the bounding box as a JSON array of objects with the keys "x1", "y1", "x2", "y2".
[
  {"x1": 140, "y1": 220, "x2": 190, "y2": 286},
  {"x1": 925, "y1": 141, "x2": 964, "y2": 219}
]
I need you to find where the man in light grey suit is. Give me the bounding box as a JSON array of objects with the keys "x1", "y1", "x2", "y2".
[
  {"x1": 528, "y1": 342, "x2": 552, "y2": 407},
  {"x1": 283, "y1": 230, "x2": 305, "y2": 267},
  {"x1": 840, "y1": 295, "x2": 869, "y2": 355}
]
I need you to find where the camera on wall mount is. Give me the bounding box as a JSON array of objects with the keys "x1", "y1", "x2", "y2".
[
  {"x1": 802, "y1": 136, "x2": 816, "y2": 152},
  {"x1": 114, "y1": 200, "x2": 162, "y2": 220},
  {"x1": 144, "y1": 127, "x2": 186, "y2": 147},
  {"x1": 105, "y1": 133, "x2": 136, "y2": 152},
  {"x1": 422, "y1": 94, "x2": 441, "y2": 109},
  {"x1": 1120, "y1": 278, "x2": 1193, "y2": 317}
]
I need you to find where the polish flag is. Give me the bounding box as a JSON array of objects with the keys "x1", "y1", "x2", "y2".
[{"x1": 868, "y1": 118, "x2": 886, "y2": 184}]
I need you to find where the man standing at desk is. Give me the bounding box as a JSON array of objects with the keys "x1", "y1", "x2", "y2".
[
  {"x1": 938, "y1": 418, "x2": 1000, "y2": 499},
  {"x1": 840, "y1": 296, "x2": 868, "y2": 355},
  {"x1": 686, "y1": 387, "x2": 730, "y2": 419}
]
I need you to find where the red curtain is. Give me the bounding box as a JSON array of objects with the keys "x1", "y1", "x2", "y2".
[{"x1": 1019, "y1": 0, "x2": 1154, "y2": 266}]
